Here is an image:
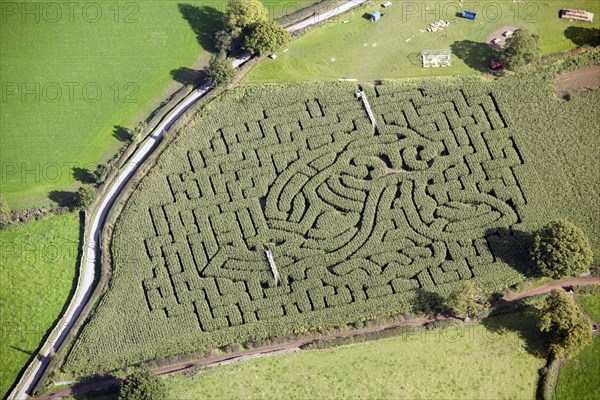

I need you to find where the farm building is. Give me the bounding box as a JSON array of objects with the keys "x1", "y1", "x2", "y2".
[
  {"x1": 422, "y1": 50, "x2": 451, "y2": 67},
  {"x1": 371, "y1": 10, "x2": 381, "y2": 22},
  {"x1": 559, "y1": 9, "x2": 594, "y2": 22}
]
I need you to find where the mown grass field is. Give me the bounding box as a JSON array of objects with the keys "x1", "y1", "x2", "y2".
[
  {"x1": 163, "y1": 312, "x2": 545, "y2": 400},
  {"x1": 0, "y1": 1, "x2": 204, "y2": 208},
  {"x1": 249, "y1": 0, "x2": 600, "y2": 82},
  {"x1": 0, "y1": 0, "x2": 304, "y2": 209},
  {"x1": 0, "y1": 214, "x2": 80, "y2": 398},
  {"x1": 555, "y1": 294, "x2": 600, "y2": 400},
  {"x1": 61, "y1": 71, "x2": 599, "y2": 376}
]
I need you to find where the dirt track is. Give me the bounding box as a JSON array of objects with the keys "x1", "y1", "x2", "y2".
[
  {"x1": 40, "y1": 276, "x2": 599, "y2": 399},
  {"x1": 555, "y1": 65, "x2": 600, "y2": 98}
]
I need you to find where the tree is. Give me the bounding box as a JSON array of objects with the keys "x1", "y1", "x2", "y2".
[
  {"x1": 0, "y1": 195, "x2": 11, "y2": 228},
  {"x1": 118, "y1": 369, "x2": 167, "y2": 400},
  {"x1": 243, "y1": 20, "x2": 290, "y2": 55},
  {"x1": 225, "y1": 0, "x2": 267, "y2": 32},
  {"x1": 215, "y1": 29, "x2": 240, "y2": 55},
  {"x1": 76, "y1": 185, "x2": 97, "y2": 210},
  {"x1": 93, "y1": 164, "x2": 109, "y2": 185},
  {"x1": 206, "y1": 59, "x2": 236, "y2": 87},
  {"x1": 500, "y1": 29, "x2": 541, "y2": 70},
  {"x1": 129, "y1": 121, "x2": 146, "y2": 142},
  {"x1": 445, "y1": 281, "x2": 489, "y2": 319},
  {"x1": 538, "y1": 290, "x2": 592, "y2": 359},
  {"x1": 531, "y1": 220, "x2": 593, "y2": 278}
]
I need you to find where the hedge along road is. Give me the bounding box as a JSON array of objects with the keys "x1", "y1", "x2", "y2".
[{"x1": 8, "y1": 2, "x2": 368, "y2": 399}]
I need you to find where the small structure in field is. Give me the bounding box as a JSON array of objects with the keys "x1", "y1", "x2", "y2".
[
  {"x1": 422, "y1": 50, "x2": 451, "y2": 67},
  {"x1": 461, "y1": 10, "x2": 477, "y2": 20},
  {"x1": 560, "y1": 9, "x2": 594, "y2": 23},
  {"x1": 427, "y1": 20, "x2": 449, "y2": 32},
  {"x1": 382, "y1": 2, "x2": 392, "y2": 7},
  {"x1": 371, "y1": 10, "x2": 381, "y2": 22},
  {"x1": 503, "y1": 30, "x2": 513, "y2": 38}
]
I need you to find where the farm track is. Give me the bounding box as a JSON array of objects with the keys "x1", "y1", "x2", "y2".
[
  {"x1": 39, "y1": 276, "x2": 600, "y2": 400},
  {"x1": 8, "y1": 2, "x2": 368, "y2": 399}
]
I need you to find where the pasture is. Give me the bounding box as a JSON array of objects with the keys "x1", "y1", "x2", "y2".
[
  {"x1": 249, "y1": 0, "x2": 600, "y2": 82},
  {"x1": 0, "y1": 214, "x2": 79, "y2": 398},
  {"x1": 164, "y1": 312, "x2": 545, "y2": 399},
  {"x1": 61, "y1": 73, "x2": 599, "y2": 376},
  {"x1": 0, "y1": 0, "x2": 304, "y2": 209}
]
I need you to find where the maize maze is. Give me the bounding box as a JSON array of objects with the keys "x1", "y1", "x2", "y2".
[
  {"x1": 142, "y1": 83, "x2": 524, "y2": 332},
  {"x1": 66, "y1": 82, "x2": 536, "y2": 373}
]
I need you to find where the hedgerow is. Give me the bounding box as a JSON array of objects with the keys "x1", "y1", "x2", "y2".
[{"x1": 63, "y1": 76, "x2": 599, "y2": 376}]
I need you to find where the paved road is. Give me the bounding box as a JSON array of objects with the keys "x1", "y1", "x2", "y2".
[
  {"x1": 8, "y1": 2, "x2": 369, "y2": 399},
  {"x1": 39, "y1": 276, "x2": 600, "y2": 400}
]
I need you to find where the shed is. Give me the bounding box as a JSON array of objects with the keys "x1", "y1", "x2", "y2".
[
  {"x1": 382, "y1": 2, "x2": 392, "y2": 7},
  {"x1": 371, "y1": 10, "x2": 381, "y2": 21},
  {"x1": 461, "y1": 10, "x2": 477, "y2": 20}
]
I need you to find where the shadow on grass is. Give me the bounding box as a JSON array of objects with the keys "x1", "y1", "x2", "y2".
[
  {"x1": 178, "y1": 3, "x2": 224, "y2": 52},
  {"x1": 564, "y1": 26, "x2": 600, "y2": 47},
  {"x1": 485, "y1": 227, "x2": 536, "y2": 277},
  {"x1": 170, "y1": 66, "x2": 207, "y2": 86},
  {"x1": 112, "y1": 125, "x2": 131, "y2": 142},
  {"x1": 450, "y1": 40, "x2": 496, "y2": 71},
  {"x1": 72, "y1": 167, "x2": 95, "y2": 184},
  {"x1": 482, "y1": 307, "x2": 548, "y2": 358},
  {"x1": 48, "y1": 190, "x2": 77, "y2": 208}
]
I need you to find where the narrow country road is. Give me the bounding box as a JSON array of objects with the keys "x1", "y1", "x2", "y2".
[
  {"x1": 39, "y1": 276, "x2": 600, "y2": 400},
  {"x1": 8, "y1": 2, "x2": 369, "y2": 399}
]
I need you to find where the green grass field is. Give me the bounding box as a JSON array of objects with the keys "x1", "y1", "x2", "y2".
[
  {"x1": 0, "y1": 1, "x2": 204, "y2": 209},
  {"x1": 0, "y1": 0, "x2": 317, "y2": 210},
  {"x1": 0, "y1": 213, "x2": 80, "y2": 398},
  {"x1": 164, "y1": 313, "x2": 545, "y2": 399},
  {"x1": 249, "y1": 0, "x2": 600, "y2": 82},
  {"x1": 61, "y1": 71, "x2": 599, "y2": 376},
  {"x1": 555, "y1": 294, "x2": 600, "y2": 400}
]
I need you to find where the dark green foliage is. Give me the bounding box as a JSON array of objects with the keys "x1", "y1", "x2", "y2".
[
  {"x1": 130, "y1": 122, "x2": 147, "y2": 143},
  {"x1": 76, "y1": 185, "x2": 97, "y2": 210},
  {"x1": 500, "y1": 29, "x2": 541, "y2": 69},
  {"x1": 93, "y1": 164, "x2": 109, "y2": 185},
  {"x1": 243, "y1": 20, "x2": 290, "y2": 55},
  {"x1": 118, "y1": 369, "x2": 167, "y2": 400},
  {"x1": 445, "y1": 281, "x2": 489, "y2": 318},
  {"x1": 538, "y1": 290, "x2": 592, "y2": 359},
  {"x1": 215, "y1": 29, "x2": 240, "y2": 54},
  {"x1": 206, "y1": 59, "x2": 236, "y2": 87},
  {"x1": 531, "y1": 220, "x2": 593, "y2": 278},
  {"x1": 0, "y1": 196, "x2": 10, "y2": 228},
  {"x1": 225, "y1": 0, "x2": 267, "y2": 31}
]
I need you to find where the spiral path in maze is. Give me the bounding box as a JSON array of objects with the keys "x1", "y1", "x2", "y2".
[{"x1": 141, "y1": 84, "x2": 525, "y2": 332}]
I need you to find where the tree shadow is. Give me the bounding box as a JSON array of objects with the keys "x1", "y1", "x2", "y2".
[
  {"x1": 48, "y1": 190, "x2": 77, "y2": 208},
  {"x1": 170, "y1": 66, "x2": 207, "y2": 86},
  {"x1": 564, "y1": 26, "x2": 600, "y2": 47},
  {"x1": 178, "y1": 3, "x2": 224, "y2": 52},
  {"x1": 450, "y1": 40, "x2": 496, "y2": 71},
  {"x1": 412, "y1": 289, "x2": 448, "y2": 315},
  {"x1": 72, "y1": 167, "x2": 95, "y2": 184},
  {"x1": 485, "y1": 227, "x2": 536, "y2": 277},
  {"x1": 482, "y1": 306, "x2": 548, "y2": 358},
  {"x1": 112, "y1": 125, "x2": 131, "y2": 142}
]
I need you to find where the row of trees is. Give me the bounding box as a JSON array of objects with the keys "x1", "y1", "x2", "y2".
[{"x1": 207, "y1": 0, "x2": 290, "y2": 87}]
